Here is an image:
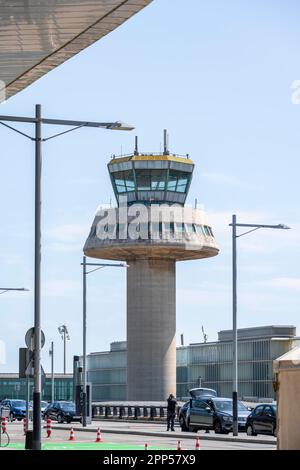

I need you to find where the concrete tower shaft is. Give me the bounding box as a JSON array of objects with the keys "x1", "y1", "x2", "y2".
[{"x1": 127, "y1": 259, "x2": 176, "y2": 401}]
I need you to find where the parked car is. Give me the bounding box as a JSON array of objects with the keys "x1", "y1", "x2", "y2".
[
  {"x1": 189, "y1": 388, "x2": 217, "y2": 399},
  {"x1": 180, "y1": 396, "x2": 250, "y2": 434},
  {"x1": 178, "y1": 387, "x2": 217, "y2": 415},
  {"x1": 246, "y1": 403, "x2": 277, "y2": 437},
  {"x1": 29, "y1": 400, "x2": 48, "y2": 414},
  {"x1": 43, "y1": 401, "x2": 81, "y2": 423},
  {"x1": 178, "y1": 401, "x2": 190, "y2": 429},
  {"x1": 1, "y1": 399, "x2": 26, "y2": 421}
]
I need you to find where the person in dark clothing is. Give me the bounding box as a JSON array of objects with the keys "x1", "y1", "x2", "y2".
[{"x1": 166, "y1": 394, "x2": 177, "y2": 431}]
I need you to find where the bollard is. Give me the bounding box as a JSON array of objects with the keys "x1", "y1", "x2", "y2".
[
  {"x1": 23, "y1": 417, "x2": 26, "y2": 435},
  {"x1": 195, "y1": 435, "x2": 200, "y2": 450},
  {"x1": 150, "y1": 407, "x2": 157, "y2": 420},
  {"x1": 105, "y1": 406, "x2": 111, "y2": 418},
  {"x1": 69, "y1": 427, "x2": 75, "y2": 441},
  {"x1": 1, "y1": 417, "x2": 6, "y2": 434},
  {"x1": 134, "y1": 407, "x2": 140, "y2": 420},
  {"x1": 46, "y1": 418, "x2": 52, "y2": 438},
  {"x1": 95, "y1": 428, "x2": 102, "y2": 443},
  {"x1": 119, "y1": 406, "x2": 125, "y2": 419},
  {"x1": 177, "y1": 440, "x2": 182, "y2": 450}
]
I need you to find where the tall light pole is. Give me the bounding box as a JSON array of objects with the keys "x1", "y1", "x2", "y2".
[
  {"x1": 49, "y1": 342, "x2": 55, "y2": 403},
  {"x1": 0, "y1": 106, "x2": 134, "y2": 450},
  {"x1": 81, "y1": 256, "x2": 128, "y2": 427},
  {"x1": 230, "y1": 215, "x2": 290, "y2": 436},
  {"x1": 58, "y1": 325, "x2": 70, "y2": 374}
]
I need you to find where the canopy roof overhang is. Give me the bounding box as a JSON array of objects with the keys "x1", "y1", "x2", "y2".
[{"x1": 0, "y1": 0, "x2": 152, "y2": 100}]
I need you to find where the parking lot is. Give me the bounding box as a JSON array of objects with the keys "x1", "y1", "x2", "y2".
[{"x1": 0, "y1": 420, "x2": 276, "y2": 451}]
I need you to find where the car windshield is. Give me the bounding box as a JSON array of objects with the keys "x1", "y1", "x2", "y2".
[
  {"x1": 60, "y1": 403, "x2": 75, "y2": 411},
  {"x1": 214, "y1": 400, "x2": 247, "y2": 413},
  {"x1": 12, "y1": 400, "x2": 25, "y2": 407}
]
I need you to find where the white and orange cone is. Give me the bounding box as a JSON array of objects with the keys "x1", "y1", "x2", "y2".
[
  {"x1": 95, "y1": 428, "x2": 102, "y2": 443},
  {"x1": 46, "y1": 418, "x2": 52, "y2": 438},
  {"x1": 1, "y1": 417, "x2": 6, "y2": 434},
  {"x1": 69, "y1": 427, "x2": 75, "y2": 441}
]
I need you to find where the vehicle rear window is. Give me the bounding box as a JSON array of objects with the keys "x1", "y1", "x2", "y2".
[{"x1": 12, "y1": 400, "x2": 25, "y2": 407}]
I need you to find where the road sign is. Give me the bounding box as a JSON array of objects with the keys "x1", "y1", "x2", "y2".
[
  {"x1": 25, "y1": 328, "x2": 45, "y2": 351},
  {"x1": 25, "y1": 359, "x2": 34, "y2": 378}
]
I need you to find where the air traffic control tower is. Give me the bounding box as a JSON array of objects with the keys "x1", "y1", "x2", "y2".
[{"x1": 84, "y1": 131, "x2": 219, "y2": 401}]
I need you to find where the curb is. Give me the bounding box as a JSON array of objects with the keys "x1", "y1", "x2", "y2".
[{"x1": 51, "y1": 424, "x2": 276, "y2": 446}]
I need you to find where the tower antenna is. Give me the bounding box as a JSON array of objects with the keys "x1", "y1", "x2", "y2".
[
  {"x1": 134, "y1": 136, "x2": 139, "y2": 155},
  {"x1": 163, "y1": 129, "x2": 169, "y2": 155},
  {"x1": 202, "y1": 325, "x2": 208, "y2": 343}
]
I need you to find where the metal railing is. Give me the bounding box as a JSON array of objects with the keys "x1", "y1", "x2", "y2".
[{"x1": 92, "y1": 404, "x2": 169, "y2": 421}]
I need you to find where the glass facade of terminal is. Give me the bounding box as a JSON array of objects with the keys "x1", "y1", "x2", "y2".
[
  {"x1": 0, "y1": 375, "x2": 73, "y2": 402},
  {"x1": 176, "y1": 338, "x2": 293, "y2": 399},
  {"x1": 87, "y1": 327, "x2": 297, "y2": 402}
]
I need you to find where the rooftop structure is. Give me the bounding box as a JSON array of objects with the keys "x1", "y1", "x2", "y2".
[{"x1": 0, "y1": 0, "x2": 152, "y2": 99}]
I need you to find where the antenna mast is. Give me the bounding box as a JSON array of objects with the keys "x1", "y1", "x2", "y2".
[
  {"x1": 163, "y1": 129, "x2": 169, "y2": 155},
  {"x1": 134, "y1": 136, "x2": 139, "y2": 155},
  {"x1": 202, "y1": 325, "x2": 208, "y2": 343}
]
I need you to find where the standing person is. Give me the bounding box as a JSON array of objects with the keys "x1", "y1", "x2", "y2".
[{"x1": 166, "y1": 394, "x2": 177, "y2": 431}]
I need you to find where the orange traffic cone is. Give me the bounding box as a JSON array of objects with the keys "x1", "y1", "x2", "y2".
[
  {"x1": 195, "y1": 435, "x2": 200, "y2": 450},
  {"x1": 177, "y1": 440, "x2": 182, "y2": 450},
  {"x1": 95, "y1": 428, "x2": 102, "y2": 443},
  {"x1": 69, "y1": 427, "x2": 75, "y2": 441}
]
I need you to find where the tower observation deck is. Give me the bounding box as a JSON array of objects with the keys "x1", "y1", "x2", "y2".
[{"x1": 84, "y1": 131, "x2": 219, "y2": 401}]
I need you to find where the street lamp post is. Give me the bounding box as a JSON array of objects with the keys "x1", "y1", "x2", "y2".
[
  {"x1": 81, "y1": 256, "x2": 128, "y2": 427},
  {"x1": 58, "y1": 325, "x2": 70, "y2": 374},
  {"x1": 0, "y1": 288, "x2": 29, "y2": 294},
  {"x1": 230, "y1": 215, "x2": 290, "y2": 436},
  {"x1": 49, "y1": 342, "x2": 55, "y2": 403},
  {"x1": 0, "y1": 106, "x2": 134, "y2": 450}
]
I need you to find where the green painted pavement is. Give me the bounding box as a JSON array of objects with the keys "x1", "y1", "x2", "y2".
[{"x1": 7, "y1": 441, "x2": 172, "y2": 451}]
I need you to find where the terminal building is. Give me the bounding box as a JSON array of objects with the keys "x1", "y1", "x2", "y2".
[
  {"x1": 86, "y1": 325, "x2": 299, "y2": 402},
  {"x1": 0, "y1": 374, "x2": 73, "y2": 402}
]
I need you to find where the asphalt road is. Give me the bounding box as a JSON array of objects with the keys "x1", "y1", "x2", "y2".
[{"x1": 1, "y1": 420, "x2": 276, "y2": 451}]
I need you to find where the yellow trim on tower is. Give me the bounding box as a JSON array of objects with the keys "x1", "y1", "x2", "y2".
[{"x1": 109, "y1": 154, "x2": 194, "y2": 166}]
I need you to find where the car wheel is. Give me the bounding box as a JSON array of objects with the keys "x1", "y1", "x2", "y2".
[
  {"x1": 57, "y1": 414, "x2": 64, "y2": 424},
  {"x1": 179, "y1": 416, "x2": 188, "y2": 432},
  {"x1": 246, "y1": 424, "x2": 257, "y2": 436},
  {"x1": 187, "y1": 419, "x2": 195, "y2": 432},
  {"x1": 214, "y1": 420, "x2": 223, "y2": 434}
]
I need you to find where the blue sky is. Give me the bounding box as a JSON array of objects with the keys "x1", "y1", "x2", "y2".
[{"x1": 1, "y1": 0, "x2": 300, "y2": 373}]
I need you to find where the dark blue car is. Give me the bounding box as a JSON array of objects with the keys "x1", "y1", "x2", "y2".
[{"x1": 1, "y1": 399, "x2": 26, "y2": 421}]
